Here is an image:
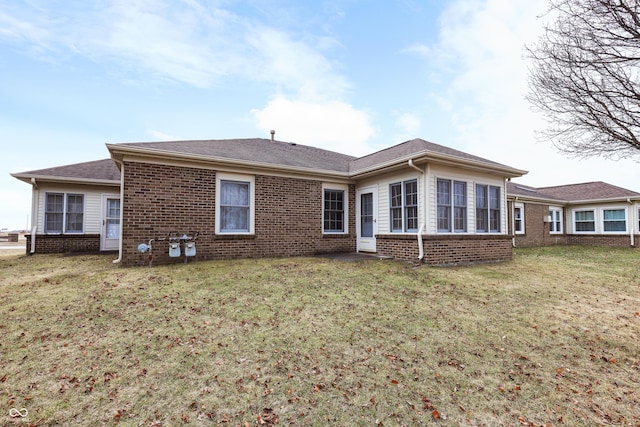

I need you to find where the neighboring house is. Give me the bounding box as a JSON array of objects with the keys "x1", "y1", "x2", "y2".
[
  {"x1": 507, "y1": 181, "x2": 640, "y2": 248},
  {"x1": 10, "y1": 159, "x2": 121, "y2": 254},
  {"x1": 12, "y1": 138, "x2": 527, "y2": 266}
]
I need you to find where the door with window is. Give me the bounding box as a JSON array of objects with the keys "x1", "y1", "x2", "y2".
[
  {"x1": 356, "y1": 186, "x2": 378, "y2": 252},
  {"x1": 101, "y1": 194, "x2": 121, "y2": 251}
]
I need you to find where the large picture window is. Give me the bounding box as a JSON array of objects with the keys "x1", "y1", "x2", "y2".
[
  {"x1": 476, "y1": 184, "x2": 501, "y2": 233},
  {"x1": 390, "y1": 179, "x2": 418, "y2": 232},
  {"x1": 437, "y1": 179, "x2": 466, "y2": 232},
  {"x1": 45, "y1": 193, "x2": 84, "y2": 233}
]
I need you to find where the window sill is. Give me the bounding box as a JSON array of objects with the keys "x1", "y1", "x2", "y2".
[
  {"x1": 322, "y1": 233, "x2": 353, "y2": 238},
  {"x1": 214, "y1": 234, "x2": 256, "y2": 240}
]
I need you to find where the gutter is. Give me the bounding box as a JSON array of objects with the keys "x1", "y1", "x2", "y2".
[
  {"x1": 112, "y1": 159, "x2": 125, "y2": 264},
  {"x1": 30, "y1": 178, "x2": 38, "y2": 254}
]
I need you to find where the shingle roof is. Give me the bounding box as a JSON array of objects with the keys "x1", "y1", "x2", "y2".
[
  {"x1": 11, "y1": 159, "x2": 120, "y2": 183},
  {"x1": 112, "y1": 138, "x2": 356, "y2": 173},
  {"x1": 508, "y1": 181, "x2": 640, "y2": 203},
  {"x1": 537, "y1": 181, "x2": 640, "y2": 201},
  {"x1": 349, "y1": 138, "x2": 518, "y2": 173},
  {"x1": 14, "y1": 137, "x2": 525, "y2": 183},
  {"x1": 507, "y1": 182, "x2": 565, "y2": 201}
]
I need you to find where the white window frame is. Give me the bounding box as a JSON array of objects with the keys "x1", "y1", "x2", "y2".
[
  {"x1": 44, "y1": 192, "x2": 85, "y2": 234},
  {"x1": 437, "y1": 178, "x2": 467, "y2": 233},
  {"x1": 475, "y1": 184, "x2": 501, "y2": 233},
  {"x1": 549, "y1": 206, "x2": 563, "y2": 234},
  {"x1": 602, "y1": 207, "x2": 628, "y2": 233},
  {"x1": 572, "y1": 209, "x2": 597, "y2": 234},
  {"x1": 390, "y1": 179, "x2": 418, "y2": 233},
  {"x1": 514, "y1": 202, "x2": 525, "y2": 235},
  {"x1": 322, "y1": 183, "x2": 349, "y2": 234},
  {"x1": 215, "y1": 173, "x2": 255, "y2": 235}
]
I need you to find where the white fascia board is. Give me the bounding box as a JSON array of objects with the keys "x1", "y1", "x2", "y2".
[{"x1": 10, "y1": 173, "x2": 120, "y2": 186}]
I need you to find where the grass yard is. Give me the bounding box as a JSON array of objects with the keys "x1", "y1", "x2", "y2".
[{"x1": 1, "y1": 247, "x2": 639, "y2": 426}]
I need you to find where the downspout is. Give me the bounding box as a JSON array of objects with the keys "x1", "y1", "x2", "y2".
[
  {"x1": 112, "y1": 160, "x2": 125, "y2": 264},
  {"x1": 417, "y1": 223, "x2": 425, "y2": 260},
  {"x1": 30, "y1": 178, "x2": 38, "y2": 254},
  {"x1": 512, "y1": 196, "x2": 518, "y2": 248},
  {"x1": 408, "y1": 159, "x2": 425, "y2": 260},
  {"x1": 628, "y1": 198, "x2": 634, "y2": 247}
]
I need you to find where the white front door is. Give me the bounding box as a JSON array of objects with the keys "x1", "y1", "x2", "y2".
[
  {"x1": 101, "y1": 194, "x2": 121, "y2": 251},
  {"x1": 357, "y1": 186, "x2": 378, "y2": 252}
]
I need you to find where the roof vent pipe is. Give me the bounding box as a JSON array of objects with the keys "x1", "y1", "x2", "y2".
[{"x1": 270, "y1": 130, "x2": 275, "y2": 141}]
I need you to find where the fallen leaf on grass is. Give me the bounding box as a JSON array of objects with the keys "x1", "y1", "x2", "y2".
[{"x1": 257, "y1": 408, "x2": 278, "y2": 426}]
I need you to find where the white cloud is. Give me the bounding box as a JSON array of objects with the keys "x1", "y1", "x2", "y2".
[
  {"x1": 251, "y1": 96, "x2": 375, "y2": 156},
  {"x1": 245, "y1": 27, "x2": 350, "y2": 101},
  {"x1": 147, "y1": 130, "x2": 176, "y2": 141},
  {"x1": 400, "y1": 43, "x2": 431, "y2": 58}
]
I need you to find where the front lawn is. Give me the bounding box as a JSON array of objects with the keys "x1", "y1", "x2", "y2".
[{"x1": 1, "y1": 247, "x2": 638, "y2": 426}]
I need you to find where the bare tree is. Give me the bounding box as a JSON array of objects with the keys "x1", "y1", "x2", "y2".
[{"x1": 527, "y1": 0, "x2": 640, "y2": 159}]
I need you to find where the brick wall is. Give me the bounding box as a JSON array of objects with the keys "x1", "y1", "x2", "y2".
[
  {"x1": 121, "y1": 162, "x2": 356, "y2": 266},
  {"x1": 376, "y1": 234, "x2": 513, "y2": 265},
  {"x1": 509, "y1": 201, "x2": 567, "y2": 247},
  {"x1": 25, "y1": 234, "x2": 101, "y2": 254},
  {"x1": 566, "y1": 234, "x2": 636, "y2": 247}
]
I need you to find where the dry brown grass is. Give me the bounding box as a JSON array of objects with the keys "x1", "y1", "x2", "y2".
[{"x1": 1, "y1": 247, "x2": 639, "y2": 426}]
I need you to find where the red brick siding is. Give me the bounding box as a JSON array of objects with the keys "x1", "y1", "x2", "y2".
[
  {"x1": 376, "y1": 234, "x2": 513, "y2": 265},
  {"x1": 25, "y1": 234, "x2": 101, "y2": 254},
  {"x1": 509, "y1": 202, "x2": 567, "y2": 247},
  {"x1": 566, "y1": 234, "x2": 635, "y2": 247},
  {"x1": 121, "y1": 162, "x2": 355, "y2": 266}
]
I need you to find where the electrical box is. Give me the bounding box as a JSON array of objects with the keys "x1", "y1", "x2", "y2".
[
  {"x1": 169, "y1": 243, "x2": 181, "y2": 257},
  {"x1": 185, "y1": 242, "x2": 196, "y2": 257}
]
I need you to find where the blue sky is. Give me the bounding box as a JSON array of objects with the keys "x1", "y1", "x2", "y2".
[{"x1": 2, "y1": 0, "x2": 639, "y2": 230}]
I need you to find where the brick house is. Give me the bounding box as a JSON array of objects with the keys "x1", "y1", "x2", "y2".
[
  {"x1": 507, "y1": 181, "x2": 640, "y2": 248},
  {"x1": 12, "y1": 137, "x2": 528, "y2": 266}
]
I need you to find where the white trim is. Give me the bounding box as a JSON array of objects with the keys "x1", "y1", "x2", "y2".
[
  {"x1": 357, "y1": 185, "x2": 378, "y2": 252},
  {"x1": 322, "y1": 183, "x2": 349, "y2": 234},
  {"x1": 215, "y1": 172, "x2": 255, "y2": 235},
  {"x1": 602, "y1": 206, "x2": 629, "y2": 234},
  {"x1": 44, "y1": 192, "x2": 86, "y2": 234},
  {"x1": 549, "y1": 206, "x2": 563, "y2": 234},
  {"x1": 571, "y1": 206, "x2": 629, "y2": 234},
  {"x1": 514, "y1": 202, "x2": 525, "y2": 235}
]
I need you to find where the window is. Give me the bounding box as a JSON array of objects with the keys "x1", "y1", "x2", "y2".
[
  {"x1": 574, "y1": 210, "x2": 595, "y2": 232},
  {"x1": 390, "y1": 179, "x2": 418, "y2": 232},
  {"x1": 216, "y1": 174, "x2": 255, "y2": 234},
  {"x1": 549, "y1": 207, "x2": 563, "y2": 234},
  {"x1": 437, "y1": 179, "x2": 466, "y2": 232},
  {"x1": 66, "y1": 194, "x2": 84, "y2": 232},
  {"x1": 603, "y1": 208, "x2": 626, "y2": 232},
  {"x1": 476, "y1": 184, "x2": 501, "y2": 233},
  {"x1": 45, "y1": 193, "x2": 64, "y2": 233},
  {"x1": 514, "y1": 203, "x2": 524, "y2": 234},
  {"x1": 45, "y1": 193, "x2": 84, "y2": 233},
  {"x1": 323, "y1": 189, "x2": 345, "y2": 233},
  {"x1": 489, "y1": 186, "x2": 500, "y2": 232}
]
